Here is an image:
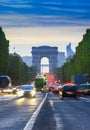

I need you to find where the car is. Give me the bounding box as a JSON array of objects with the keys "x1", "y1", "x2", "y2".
[
  {"x1": 51, "y1": 84, "x2": 62, "y2": 93},
  {"x1": 58, "y1": 83, "x2": 78, "y2": 99},
  {"x1": 0, "y1": 75, "x2": 15, "y2": 94},
  {"x1": 1, "y1": 87, "x2": 15, "y2": 94},
  {"x1": 15, "y1": 86, "x2": 24, "y2": 97},
  {"x1": 19, "y1": 85, "x2": 36, "y2": 97},
  {"x1": 77, "y1": 83, "x2": 90, "y2": 95},
  {"x1": 49, "y1": 84, "x2": 56, "y2": 92},
  {"x1": 0, "y1": 75, "x2": 12, "y2": 87}
]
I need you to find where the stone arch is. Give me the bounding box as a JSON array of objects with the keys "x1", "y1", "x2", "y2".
[{"x1": 31, "y1": 46, "x2": 58, "y2": 74}]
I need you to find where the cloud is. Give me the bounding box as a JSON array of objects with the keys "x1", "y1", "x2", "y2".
[
  {"x1": 0, "y1": 14, "x2": 90, "y2": 28},
  {"x1": 0, "y1": 0, "x2": 90, "y2": 27},
  {"x1": 0, "y1": 0, "x2": 89, "y2": 56}
]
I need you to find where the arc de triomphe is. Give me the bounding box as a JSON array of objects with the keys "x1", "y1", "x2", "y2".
[{"x1": 31, "y1": 46, "x2": 58, "y2": 74}]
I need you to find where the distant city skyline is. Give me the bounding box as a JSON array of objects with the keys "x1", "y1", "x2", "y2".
[
  {"x1": 9, "y1": 41, "x2": 76, "y2": 56},
  {"x1": 22, "y1": 44, "x2": 74, "y2": 69}
]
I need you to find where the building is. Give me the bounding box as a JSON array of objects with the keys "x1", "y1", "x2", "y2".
[
  {"x1": 66, "y1": 43, "x2": 75, "y2": 61},
  {"x1": 58, "y1": 52, "x2": 65, "y2": 67}
]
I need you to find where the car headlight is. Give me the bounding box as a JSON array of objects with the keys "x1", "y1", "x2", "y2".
[
  {"x1": 59, "y1": 91, "x2": 62, "y2": 95},
  {"x1": 17, "y1": 90, "x2": 24, "y2": 97},
  {"x1": 30, "y1": 90, "x2": 36, "y2": 96},
  {"x1": 3, "y1": 89, "x2": 13, "y2": 92}
]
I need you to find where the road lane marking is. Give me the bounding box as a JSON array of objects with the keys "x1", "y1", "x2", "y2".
[
  {"x1": 23, "y1": 93, "x2": 48, "y2": 130},
  {"x1": 49, "y1": 100, "x2": 64, "y2": 129}
]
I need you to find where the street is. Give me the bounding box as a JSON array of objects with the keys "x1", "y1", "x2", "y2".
[
  {"x1": 33, "y1": 92, "x2": 90, "y2": 130},
  {"x1": 1, "y1": 92, "x2": 90, "y2": 130},
  {"x1": 0, "y1": 92, "x2": 45, "y2": 130}
]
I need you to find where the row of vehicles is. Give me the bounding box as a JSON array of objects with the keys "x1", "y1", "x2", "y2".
[
  {"x1": 48, "y1": 82, "x2": 90, "y2": 99},
  {"x1": 0, "y1": 75, "x2": 36, "y2": 98},
  {"x1": 1, "y1": 75, "x2": 90, "y2": 99}
]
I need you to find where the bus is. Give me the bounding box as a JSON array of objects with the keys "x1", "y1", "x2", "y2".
[{"x1": 35, "y1": 74, "x2": 47, "y2": 91}]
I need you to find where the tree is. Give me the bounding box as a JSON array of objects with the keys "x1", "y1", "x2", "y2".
[
  {"x1": 8, "y1": 55, "x2": 20, "y2": 84},
  {"x1": 0, "y1": 27, "x2": 9, "y2": 75},
  {"x1": 55, "y1": 28, "x2": 90, "y2": 82},
  {"x1": 8, "y1": 54, "x2": 37, "y2": 85}
]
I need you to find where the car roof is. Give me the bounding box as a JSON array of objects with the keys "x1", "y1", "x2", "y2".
[
  {"x1": 17, "y1": 84, "x2": 35, "y2": 88},
  {"x1": 80, "y1": 83, "x2": 90, "y2": 85},
  {"x1": 21, "y1": 84, "x2": 35, "y2": 87},
  {"x1": 62, "y1": 83, "x2": 76, "y2": 87}
]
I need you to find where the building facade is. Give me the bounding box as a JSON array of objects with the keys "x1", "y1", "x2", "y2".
[{"x1": 31, "y1": 46, "x2": 58, "y2": 74}]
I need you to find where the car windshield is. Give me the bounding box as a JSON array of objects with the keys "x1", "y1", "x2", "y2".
[
  {"x1": 63, "y1": 86, "x2": 76, "y2": 91},
  {"x1": 21, "y1": 85, "x2": 34, "y2": 90},
  {"x1": 81, "y1": 84, "x2": 90, "y2": 89}
]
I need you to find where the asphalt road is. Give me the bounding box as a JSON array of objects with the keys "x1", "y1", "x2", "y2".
[
  {"x1": 32, "y1": 92, "x2": 90, "y2": 130},
  {"x1": 1, "y1": 92, "x2": 90, "y2": 130},
  {"x1": 0, "y1": 92, "x2": 45, "y2": 130}
]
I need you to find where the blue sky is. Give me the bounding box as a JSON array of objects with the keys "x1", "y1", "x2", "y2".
[{"x1": 0, "y1": 0, "x2": 90, "y2": 56}]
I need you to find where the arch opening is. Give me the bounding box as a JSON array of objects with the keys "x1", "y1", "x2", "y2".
[{"x1": 41, "y1": 57, "x2": 49, "y2": 74}]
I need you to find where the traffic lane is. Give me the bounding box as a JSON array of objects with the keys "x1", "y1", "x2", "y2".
[
  {"x1": 33, "y1": 92, "x2": 90, "y2": 130},
  {"x1": 0, "y1": 92, "x2": 45, "y2": 130},
  {"x1": 24, "y1": 93, "x2": 48, "y2": 130},
  {"x1": 49, "y1": 93, "x2": 90, "y2": 130},
  {"x1": 32, "y1": 97, "x2": 56, "y2": 130}
]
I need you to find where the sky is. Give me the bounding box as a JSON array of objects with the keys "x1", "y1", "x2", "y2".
[{"x1": 0, "y1": 0, "x2": 90, "y2": 56}]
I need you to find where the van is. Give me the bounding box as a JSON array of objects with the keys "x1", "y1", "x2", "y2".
[{"x1": 0, "y1": 75, "x2": 14, "y2": 94}]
